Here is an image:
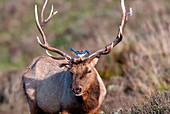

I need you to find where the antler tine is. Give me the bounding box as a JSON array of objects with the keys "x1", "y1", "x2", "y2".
[
  {"x1": 83, "y1": 0, "x2": 132, "y2": 62},
  {"x1": 41, "y1": 0, "x2": 58, "y2": 25},
  {"x1": 46, "y1": 50, "x2": 70, "y2": 61},
  {"x1": 35, "y1": 0, "x2": 72, "y2": 60},
  {"x1": 41, "y1": 0, "x2": 48, "y2": 29},
  {"x1": 45, "y1": 5, "x2": 58, "y2": 24}
]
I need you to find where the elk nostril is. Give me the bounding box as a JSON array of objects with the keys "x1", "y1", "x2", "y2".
[
  {"x1": 73, "y1": 88, "x2": 82, "y2": 94},
  {"x1": 77, "y1": 88, "x2": 81, "y2": 94}
]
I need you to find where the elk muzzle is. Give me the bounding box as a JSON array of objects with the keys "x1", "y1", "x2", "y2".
[{"x1": 72, "y1": 86, "x2": 84, "y2": 96}]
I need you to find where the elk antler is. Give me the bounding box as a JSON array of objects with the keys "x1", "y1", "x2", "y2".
[
  {"x1": 35, "y1": 0, "x2": 132, "y2": 64},
  {"x1": 35, "y1": 0, "x2": 72, "y2": 60},
  {"x1": 82, "y1": 0, "x2": 132, "y2": 62}
]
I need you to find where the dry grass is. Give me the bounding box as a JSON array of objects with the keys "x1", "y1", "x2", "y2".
[{"x1": 130, "y1": 90, "x2": 170, "y2": 114}]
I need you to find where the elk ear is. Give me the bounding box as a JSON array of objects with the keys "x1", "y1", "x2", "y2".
[{"x1": 90, "y1": 57, "x2": 99, "y2": 67}]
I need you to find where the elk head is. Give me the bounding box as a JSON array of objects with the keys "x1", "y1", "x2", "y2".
[
  {"x1": 35, "y1": 0, "x2": 132, "y2": 96},
  {"x1": 70, "y1": 58, "x2": 99, "y2": 96}
]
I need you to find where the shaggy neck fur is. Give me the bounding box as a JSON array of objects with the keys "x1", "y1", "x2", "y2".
[{"x1": 77, "y1": 76, "x2": 100, "y2": 113}]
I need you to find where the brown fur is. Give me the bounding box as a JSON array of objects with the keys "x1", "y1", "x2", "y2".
[
  {"x1": 22, "y1": 56, "x2": 106, "y2": 114},
  {"x1": 81, "y1": 78, "x2": 100, "y2": 112},
  {"x1": 67, "y1": 78, "x2": 100, "y2": 114}
]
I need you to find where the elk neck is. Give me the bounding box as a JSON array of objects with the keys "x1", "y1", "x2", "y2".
[{"x1": 77, "y1": 73, "x2": 100, "y2": 112}]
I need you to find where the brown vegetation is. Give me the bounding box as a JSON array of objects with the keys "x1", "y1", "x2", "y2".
[{"x1": 131, "y1": 90, "x2": 170, "y2": 113}]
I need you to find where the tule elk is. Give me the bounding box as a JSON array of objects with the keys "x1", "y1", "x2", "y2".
[{"x1": 22, "y1": 0, "x2": 132, "y2": 114}]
